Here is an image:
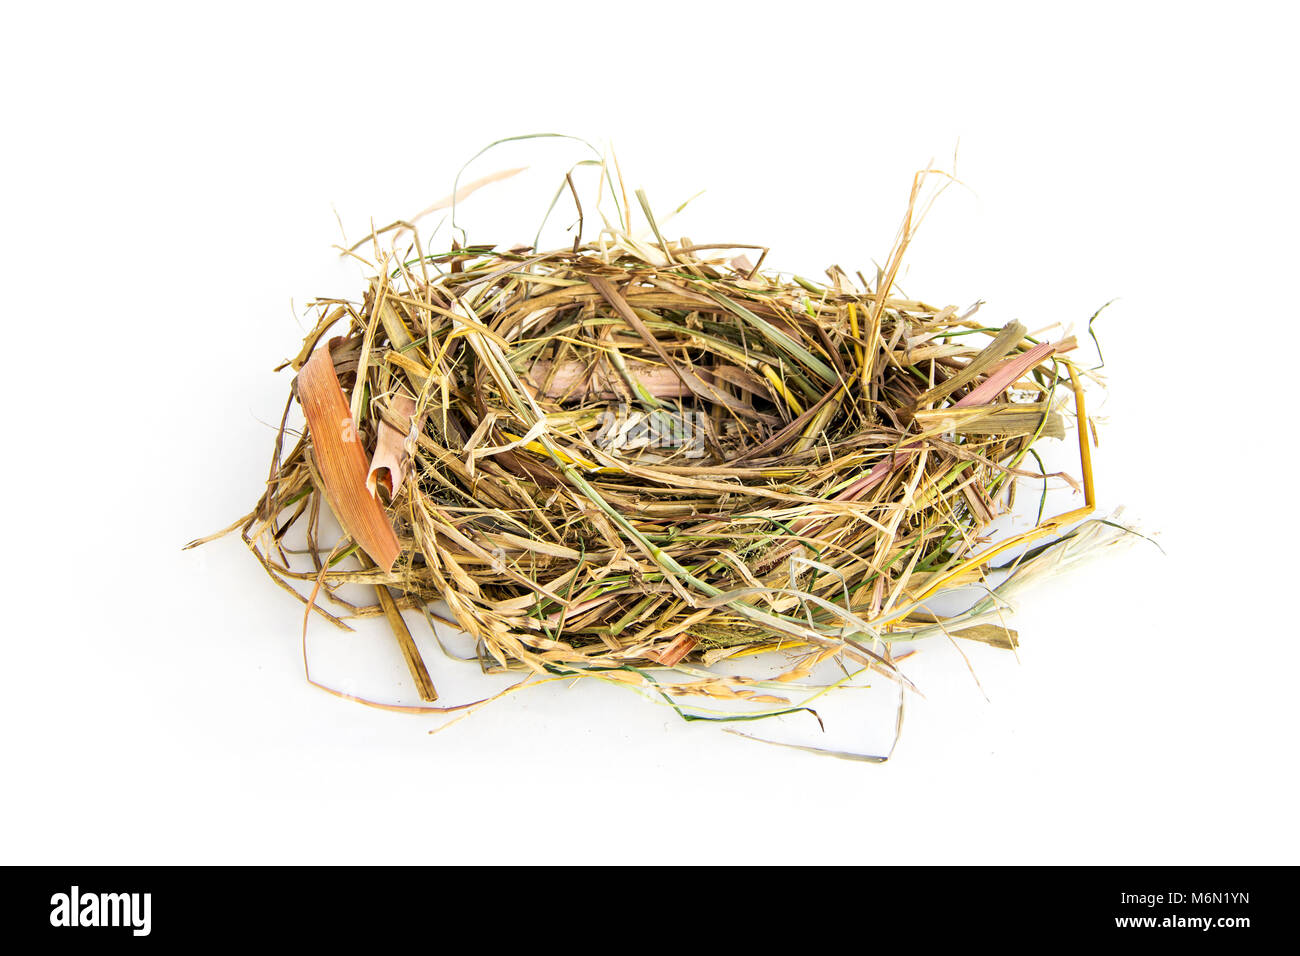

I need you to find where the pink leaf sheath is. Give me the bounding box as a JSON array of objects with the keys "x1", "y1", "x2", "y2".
[{"x1": 367, "y1": 394, "x2": 420, "y2": 499}]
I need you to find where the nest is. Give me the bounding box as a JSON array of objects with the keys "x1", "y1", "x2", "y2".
[{"x1": 197, "y1": 173, "x2": 1119, "y2": 753}]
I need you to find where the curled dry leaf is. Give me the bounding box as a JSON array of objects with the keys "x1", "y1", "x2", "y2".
[{"x1": 367, "y1": 394, "x2": 420, "y2": 499}]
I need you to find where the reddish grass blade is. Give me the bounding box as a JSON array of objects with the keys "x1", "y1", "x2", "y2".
[
  {"x1": 296, "y1": 345, "x2": 400, "y2": 572},
  {"x1": 955, "y1": 340, "x2": 1065, "y2": 408}
]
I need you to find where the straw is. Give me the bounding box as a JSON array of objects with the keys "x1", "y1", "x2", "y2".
[{"x1": 190, "y1": 158, "x2": 1130, "y2": 753}]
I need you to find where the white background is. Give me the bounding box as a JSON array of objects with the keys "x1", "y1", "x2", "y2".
[{"x1": 2, "y1": 1, "x2": 1296, "y2": 864}]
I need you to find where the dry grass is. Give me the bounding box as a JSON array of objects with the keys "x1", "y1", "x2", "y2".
[{"x1": 191, "y1": 156, "x2": 1131, "y2": 758}]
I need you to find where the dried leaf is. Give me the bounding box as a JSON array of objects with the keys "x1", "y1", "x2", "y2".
[{"x1": 296, "y1": 345, "x2": 400, "y2": 572}]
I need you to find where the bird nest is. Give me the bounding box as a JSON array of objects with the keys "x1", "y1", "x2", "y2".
[{"x1": 194, "y1": 170, "x2": 1125, "y2": 757}]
